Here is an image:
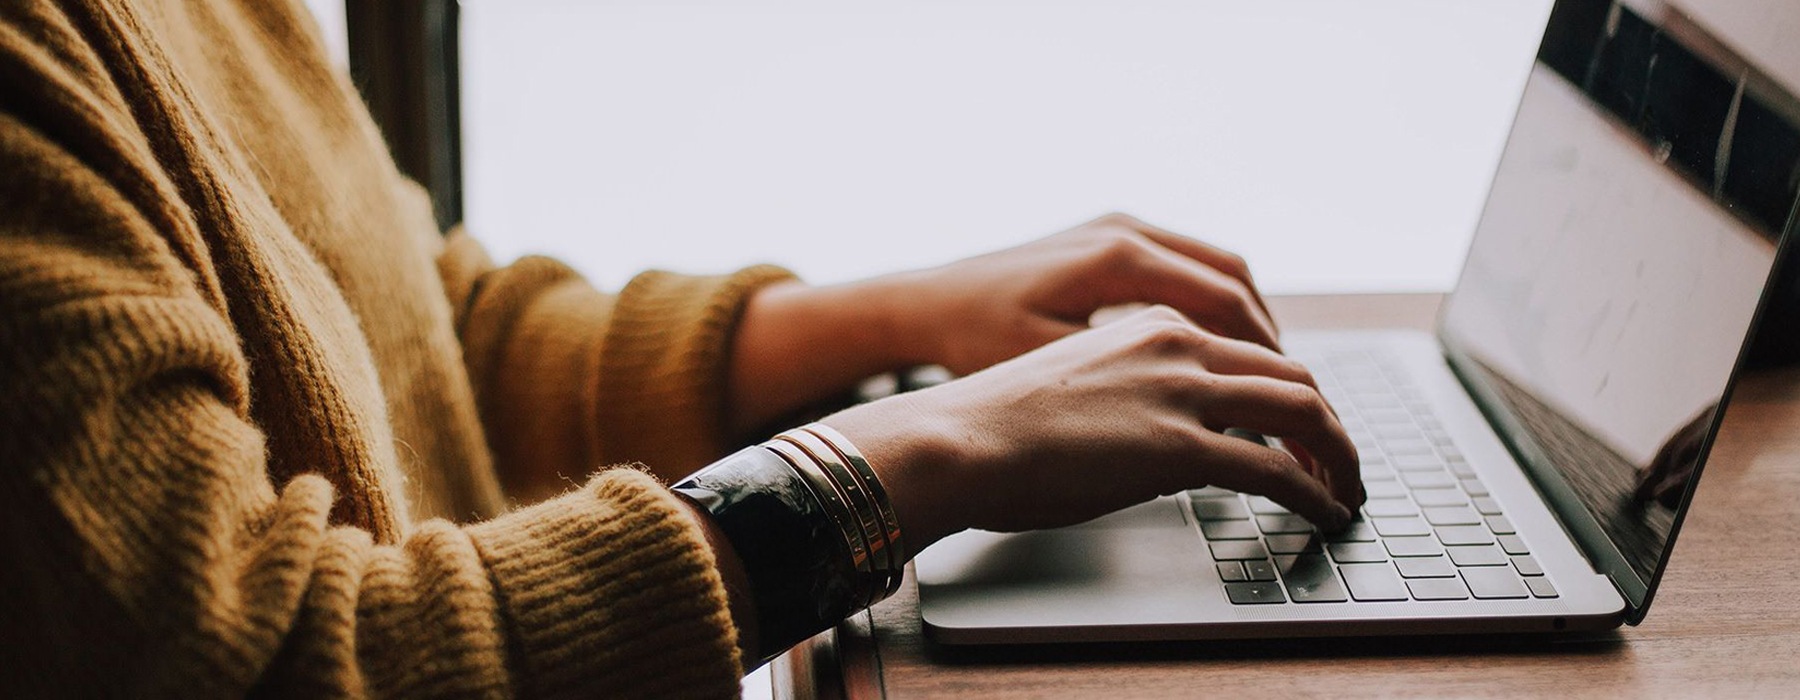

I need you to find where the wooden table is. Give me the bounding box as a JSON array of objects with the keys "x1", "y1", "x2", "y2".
[{"x1": 772, "y1": 293, "x2": 1800, "y2": 699}]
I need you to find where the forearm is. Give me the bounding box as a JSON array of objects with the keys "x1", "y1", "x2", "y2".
[{"x1": 727, "y1": 276, "x2": 934, "y2": 438}]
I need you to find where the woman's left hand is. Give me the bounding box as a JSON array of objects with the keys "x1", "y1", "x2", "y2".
[
  {"x1": 878, "y1": 212, "x2": 1278, "y2": 376},
  {"x1": 728, "y1": 213, "x2": 1280, "y2": 437}
]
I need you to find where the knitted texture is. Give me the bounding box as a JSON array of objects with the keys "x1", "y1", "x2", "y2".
[{"x1": 0, "y1": 0, "x2": 790, "y2": 696}]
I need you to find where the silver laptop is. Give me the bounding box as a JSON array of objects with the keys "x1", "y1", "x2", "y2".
[{"x1": 917, "y1": 0, "x2": 1798, "y2": 644}]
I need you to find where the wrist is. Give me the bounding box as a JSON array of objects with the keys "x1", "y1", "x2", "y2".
[
  {"x1": 821, "y1": 392, "x2": 970, "y2": 554},
  {"x1": 671, "y1": 492, "x2": 759, "y2": 663}
]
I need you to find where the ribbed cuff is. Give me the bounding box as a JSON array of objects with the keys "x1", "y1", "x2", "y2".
[
  {"x1": 595, "y1": 264, "x2": 797, "y2": 475},
  {"x1": 467, "y1": 468, "x2": 741, "y2": 699}
]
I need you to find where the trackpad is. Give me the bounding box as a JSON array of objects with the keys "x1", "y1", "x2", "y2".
[{"x1": 916, "y1": 498, "x2": 1211, "y2": 629}]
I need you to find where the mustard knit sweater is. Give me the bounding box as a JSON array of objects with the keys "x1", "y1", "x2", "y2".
[{"x1": 0, "y1": 0, "x2": 795, "y2": 696}]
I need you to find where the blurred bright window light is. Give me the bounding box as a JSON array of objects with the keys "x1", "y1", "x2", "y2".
[{"x1": 460, "y1": 0, "x2": 1556, "y2": 294}]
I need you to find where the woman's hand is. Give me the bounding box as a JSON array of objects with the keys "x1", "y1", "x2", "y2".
[
  {"x1": 822, "y1": 305, "x2": 1363, "y2": 553},
  {"x1": 884, "y1": 212, "x2": 1280, "y2": 375},
  {"x1": 727, "y1": 213, "x2": 1279, "y2": 438}
]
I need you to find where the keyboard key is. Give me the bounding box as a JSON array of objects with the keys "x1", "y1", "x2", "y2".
[
  {"x1": 1360, "y1": 465, "x2": 1398, "y2": 482},
  {"x1": 1485, "y1": 515, "x2": 1516, "y2": 534},
  {"x1": 1384, "y1": 536, "x2": 1445, "y2": 557},
  {"x1": 1373, "y1": 517, "x2": 1431, "y2": 537},
  {"x1": 1323, "y1": 520, "x2": 1379, "y2": 542},
  {"x1": 1383, "y1": 439, "x2": 1434, "y2": 456},
  {"x1": 1364, "y1": 408, "x2": 1413, "y2": 425},
  {"x1": 1449, "y1": 460, "x2": 1478, "y2": 478},
  {"x1": 1461, "y1": 479, "x2": 1491, "y2": 496},
  {"x1": 1365, "y1": 481, "x2": 1409, "y2": 499},
  {"x1": 1340, "y1": 563, "x2": 1410, "y2": 602},
  {"x1": 1267, "y1": 533, "x2": 1324, "y2": 554},
  {"x1": 1436, "y1": 525, "x2": 1495, "y2": 546},
  {"x1": 1396, "y1": 556, "x2": 1456, "y2": 578},
  {"x1": 1210, "y1": 540, "x2": 1271, "y2": 560},
  {"x1": 1392, "y1": 454, "x2": 1443, "y2": 471},
  {"x1": 1472, "y1": 497, "x2": 1503, "y2": 515},
  {"x1": 1525, "y1": 577, "x2": 1559, "y2": 599},
  {"x1": 1423, "y1": 506, "x2": 1482, "y2": 526},
  {"x1": 1354, "y1": 394, "x2": 1402, "y2": 410},
  {"x1": 1497, "y1": 535, "x2": 1530, "y2": 555},
  {"x1": 1218, "y1": 561, "x2": 1248, "y2": 582},
  {"x1": 1277, "y1": 555, "x2": 1350, "y2": 603},
  {"x1": 1412, "y1": 488, "x2": 1467, "y2": 507},
  {"x1": 1192, "y1": 498, "x2": 1250, "y2": 521},
  {"x1": 1363, "y1": 500, "x2": 1419, "y2": 518},
  {"x1": 1226, "y1": 581, "x2": 1288, "y2": 604},
  {"x1": 1202, "y1": 520, "x2": 1262, "y2": 540},
  {"x1": 1189, "y1": 486, "x2": 1236, "y2": 499},
  {"x1": 1245, "y1": 559, "x2": 1279, "y2": 582},
  {"x1": 1462, "y1": 568, "x2": 1530, "y2": 599},
  {"x1": 1446, "y1": 545, "x2": 1507, "y2": 566},
  {"x1": 1248, "y1": 496, "x2": 1290, "y2": 515},
  {"x1": 1328, "y1": 542, "x2": 1389, "y2": 563},
  {"x1": 1511, "y1": 555, "x2": 1544, "y2": 577},
  {"x1": 1407, "y1": 577, "x2": 1472, "y2": 600},
  {"x1": 1258, "y1": 514, "x2": 1316, "y2": 534},
  {"x1": 1372, "y1": 424, "x2": 1422, "y2": 440},
  {"x1": 1402, "y1": 471, "x2": 1456, "y2": 489}
]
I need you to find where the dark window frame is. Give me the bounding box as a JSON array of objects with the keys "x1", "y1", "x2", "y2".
[{"x1": 346, "y1": 0, "x2": 463, "y2": 232}]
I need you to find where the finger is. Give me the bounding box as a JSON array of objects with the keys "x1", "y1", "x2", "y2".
[
  {"x1": 1189, "y1": 430, "x2": 1353, "y2": 530},
  {"x1": 1190, "y1": 374, "x2": 1364, "y2": 509},
  {"x1": 1105, "y1": 213, "x2": 1273, "y2": 320},
  {"x1": 1100, "y1": 240, "x2": 1281, "y2": 351},
  {"x1": 1189, "y1": 333, "x2": 1319, "y2": 391}
]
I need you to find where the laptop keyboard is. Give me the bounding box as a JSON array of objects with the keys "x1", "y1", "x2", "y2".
[{"x1": 1193, "y1": 348, "x2": 1561, "y2": 605}]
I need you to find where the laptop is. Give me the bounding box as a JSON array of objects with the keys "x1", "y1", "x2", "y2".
[{"x1": 915, "y1": 0, "x2": 1799, "y2": 644}]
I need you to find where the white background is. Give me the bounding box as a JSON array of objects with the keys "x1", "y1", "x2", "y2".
[{"x1": 456, "y1": 0, "x2": 1557, "y2": 294}]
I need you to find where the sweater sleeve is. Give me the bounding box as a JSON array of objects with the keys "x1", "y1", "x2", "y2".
[
  {"x1": 0, "y1": 113, "x2": 740, "y2": 697},
  {"x1": 436, "y1": 230, "x2": 795, "y2": 495}
]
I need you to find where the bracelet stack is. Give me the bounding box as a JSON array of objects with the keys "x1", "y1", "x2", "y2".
[
  {"x1": 768, "y1": 424, "x2": 907, "y2": 604},
  {"x1": 671, "y1": 422, "x2": 905, "y2": 661}
]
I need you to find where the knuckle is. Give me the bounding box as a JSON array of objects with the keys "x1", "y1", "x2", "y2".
[
  {"x1": 1098, "y1": 211, "x2": 1139, "y2": 228},
  {"x1": 1216, "y1": 250, "x2": 1252, "y2": 279},
  {"x1": 1228, "y1": 284, "x2": 1260, "y2": 318},
  {"x1": 1134, "y1": 317, "x2": 1201, "y2": 353},
  {"x1": 1096, "y1": 232, "x2": 1151, "y2": 269},
  {"x1": 1279, "y1": 356, "x2": 1315, "y2": 383},
  {"x1": 1169, "y1": 369, "x2": 1220, "y2": 400},
  {"x1": 1276, "y1": 382, "x2": 1327, "y2": 416}
]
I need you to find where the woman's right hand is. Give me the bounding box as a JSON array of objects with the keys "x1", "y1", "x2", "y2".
[{"x1": 823, "y1": 305, "x2": 1364, "y2": 554}]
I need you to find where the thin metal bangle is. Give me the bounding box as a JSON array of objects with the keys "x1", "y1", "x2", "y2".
[
  {"x1": 802, "y1": 423, "x2": 909, "y2": 597},
  {"x1": 777, "y1": 429, "x2": 895, "y2": 592},
  {"x1": 762, "y1": 439, "x2": 879, "y2": 609}
]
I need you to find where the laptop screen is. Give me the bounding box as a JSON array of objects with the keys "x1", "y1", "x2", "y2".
[{"x1": 1438, "y1": 0, "x2": 1797, "y2": 618}]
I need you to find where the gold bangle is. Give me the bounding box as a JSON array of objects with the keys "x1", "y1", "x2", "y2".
[
  {"x1": 799, "y1": 424, "x2": 907, "y2": 597},
  {"x1": 778, "y1": 429, "x2": 896, "y2": 594},
  {"x1": 762, "y1": 439, "x2": 879, "y2": 609}
]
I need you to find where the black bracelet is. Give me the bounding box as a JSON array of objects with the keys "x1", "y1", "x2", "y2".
[{"x1": 672, "y1": 446, "x2": 865, "y2": 663}]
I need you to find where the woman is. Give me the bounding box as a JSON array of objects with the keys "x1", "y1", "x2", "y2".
[{"x1": 0, "y1": 0, "x2": 1362, "y2": 696}]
